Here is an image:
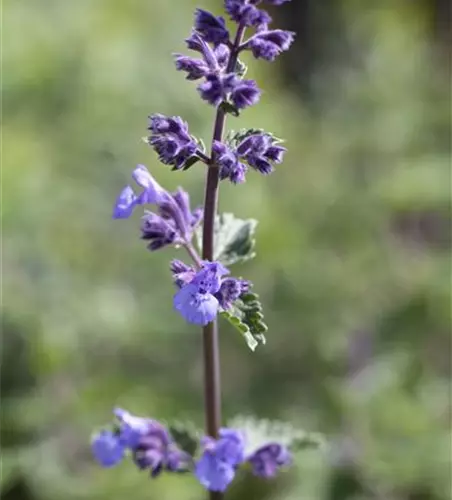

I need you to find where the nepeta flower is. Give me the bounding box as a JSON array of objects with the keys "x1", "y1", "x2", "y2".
[
  {"x1": 141, "y1": 212, "x2": 178, "y2": 251},
  {"x1": 112, "y1": 164, "x2": 166, "y2": 219},
  {"x1": 174, "y1": 55, "x2": 210, "y2": 80},
  {"x1": 147, "y1": 114, "x2": 199, "y2": 170},
  {"x1": 198, "y1": 73, "x2": 238, "y2": 107},
  {"x1": 248, "y1": 443, "x2": 292, "y2": 478},
  {"x1": 194, "y1": 9, "x2": 230, "y2": 44},
  {"x1": 195, "y1": 428, "x2": 245, "y2": 492},
  {"x1": 92, "y1": 409, "x2": 189, "y2": 477},
  {"x1": 91, "y1": 430, "x2": 125, "y2": 468},
  {"x1": 237, "y1": 132, "x2": 286, "y2": 174},
  {"x1": 244, "y1": 30, "x2": 295, "y2": 61},
  {"x1": 213, "y1": 141, "x2": 247, "y2": 184},
  {"x1": 225, "y1": 0, "x2": 272, "y2": 27},
  {"x1": 173, "y1": 261, "x2": 229, "y2": 326},
  {"x1": 216, "y1": 278, "x2": 250, "y2": 309},
  {"x1": 230, "y1": 78, "x2": 261, "y2": 109}
]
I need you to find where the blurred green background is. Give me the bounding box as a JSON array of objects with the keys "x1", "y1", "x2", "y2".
[{"x1": 2, "y1": 0, "x2": 450, "y2": 499}]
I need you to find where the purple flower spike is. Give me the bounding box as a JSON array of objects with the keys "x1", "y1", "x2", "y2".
[
  {"x1": 195, "y1": 429, "x2": 245, "y2": 492},
  {"x1": 194, "y1": 9, "x2": 230, "y2": 45},
  {"x1": 113, "y1": 185, "x2": 137, "y2": 219},
  {"x1": 248, "y1": 443, "x2": 292, "y2": 478},
  {"x1": 245, "y1": 30, "x2": 295, "y2": 61},
  {"x1": 230, "y1": 79, "x2": 261, "y2": 110},
  {"x1": 91, "y1": 430, "x2": 125, "y2": 468}
]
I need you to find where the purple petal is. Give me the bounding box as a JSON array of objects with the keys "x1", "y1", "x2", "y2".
[
  {"x1": 195, "y1": 452, "x2": 236, "y2": 492},
  {"x1": 91, "y1": 430, "x2": 125, "y2": 467},
  {"x1": 173, "y1": 284, "x2": 219, "y2": 326},
  {"x1": 113, "y1": 185, "x2": 137, "y2": 219},
  {"x1": 132, "y1": 165, "x2": 166, "y2": 204}
]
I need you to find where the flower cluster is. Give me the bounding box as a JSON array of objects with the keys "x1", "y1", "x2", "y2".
[
  {"x1": 92, "y1": 409, "x2": 292, "y2": 492},
  {"x1": 172, "y1": 260, "x2": 249, "y2": 325},
  {"x1": 146, "y1": 114, "x2": 201, "y2": 171},
  {"x1": 113, "y1": 164, "x2": 201, "y2": 250},
  {"x1": 174, "y1": 3, "x2": 294, "y2": 110},
  {"x1": 214, "y1": 130, "x2": 286, "y2": 183},
  {"x1": 91, "y1": 408, "x2": 190, "y2": 476}
]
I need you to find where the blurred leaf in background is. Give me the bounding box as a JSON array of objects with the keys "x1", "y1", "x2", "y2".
[{"x1": 2, "y1": 0, "x2": 450, "y2": 499}]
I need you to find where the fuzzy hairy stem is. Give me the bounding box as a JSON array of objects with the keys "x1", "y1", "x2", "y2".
[{"x1": 201, "y1": 23, "x2": 247, "y2": 500}]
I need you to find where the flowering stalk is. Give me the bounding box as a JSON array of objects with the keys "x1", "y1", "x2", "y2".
[
  {"x1": 201, "y1": 21, "x2": 246, "y2": 470},
  {"x1": 92, "y1": 1, "x2": 300, "y2": 497}
]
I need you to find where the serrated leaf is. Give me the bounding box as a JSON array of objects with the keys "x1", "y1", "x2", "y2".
[
  {"x1": 227, "y1": 415, "x2": 325, "y2": 455},
  {"x1": 168, "y1": 421, "x2": 200, "y2": 457},
  {"x1": 206, "y1": 213, "x2": 258, "y2": 266},
  {"x1": 220, "y1": 101, "x2": 240, "y2": 117},
  {"x1": 221, "y1": 291, "x2": 267, "y2": 351}
]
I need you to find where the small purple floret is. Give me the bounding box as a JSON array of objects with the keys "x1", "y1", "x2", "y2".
[
  {"x1": 91, "y1": 430, "x2": 125, "y2": 468},
  {"x1": 195, "y1": 428, "x2": 245, "y2": 492},
  {"x1": 194, "y1": 9, "x2": 230, "y2": 44},
  {"x1": 248, "y1": 443, "x2": 292, "y2": 478},
  {"x1": 245, "y1": 30, "x2": 295, "y2": 61}
]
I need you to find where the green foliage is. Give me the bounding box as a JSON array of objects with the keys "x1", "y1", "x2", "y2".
[
  {"x1": 228, "y1": 416, "x2": 325, "y2": 455},
  {"x1": 168, "y1": 421, "x2": 200, "y2": 458},
  {"x1": 221, "y1": 292, "x2": 267, "y2": 351},
  {"x1": 197, "y1": 213, "x2": 258, "y2": 266}
]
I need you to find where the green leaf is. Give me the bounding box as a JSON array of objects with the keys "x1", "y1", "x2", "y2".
[
  {"x1": 227, "y1": 415, "x2": 325, "y2": 455},
  {"x1": 219, "y1": 101, "x2": 240, "y2": 117},
  {"x1": 168, "y1": 421, "x2": 200, "y2": 457},
  {"x1": 221, "y1": 291, "x2": 267, "y2": 351},
  {"x1": 207, "y1": 212, "x2": 258, "y2": 266}
]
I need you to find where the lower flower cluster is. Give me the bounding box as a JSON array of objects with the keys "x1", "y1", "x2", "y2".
[{"x1": 92, "y1": 409, "x2": 292, "y2": 493}]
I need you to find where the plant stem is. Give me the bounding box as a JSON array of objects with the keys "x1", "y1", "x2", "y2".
[{"x1": 201, "y1": 23, "x2": 246, "y2": 500}]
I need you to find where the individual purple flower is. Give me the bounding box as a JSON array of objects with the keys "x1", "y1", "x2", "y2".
[
  {"x1": 230, "y1": 79, "x2": 261, "y2": 109},
  {"x1": 174, "y1": 54, "x2": 210, "y2": 80},
  {"x1": 171, "y1": 260, "x2": 196, "y2": 288},
  {"x1": 198, "y1": 73, "x2": 238, "y2": 107},
  {"x1": 132, "y1": 422, "x2": 172, "y2": 476},
  {"x1": 244, "y1": 29, "x2": 295, "y2": 61},
  {"x1": 248, "y1": 443, "x2": 292, "y2": 478},
  {"x1": 195, "y1": 428, "x2": 245, "y2": 492},
  {"x1": 140, "y1": 212, "x2": 178, "y2": 251},
  {"x1": 173, "y1": 261, "x2": 230, "y2": 326},
  {"x1": 113, "y1": 186, "x2": 138, "y2": 219},
  {"x1": 91, "y1": 430, "x2": 125, "y2": 468},
  {"x1": 112, "y1": 165, "x2": 166, "y2": 219},
  {"x1": 194, "y1": 9, "x2": 230, "y2": 45},
  {"x1": 225, "y1": 0, "x2": 272, "y2": 27},
  {"x1": 212, "y1": 141, "x2": 247, "y2": 184},
  {"x1": 215, "y1": 278, "x2": 250, "y2": 310},
  {"x1": 147, "y1": 114, "x2": 199, "y2": 170},
  {"x1": 114, "y1": 407, "x2": 154, "y2": 448},
  {"x1": 236, "y1": 132, "x2": 286, "y2": 175}
]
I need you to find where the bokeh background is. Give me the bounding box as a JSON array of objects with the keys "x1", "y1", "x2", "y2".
[{"x1": 2, "y1": 0, "x2": 451, "y2": 499}]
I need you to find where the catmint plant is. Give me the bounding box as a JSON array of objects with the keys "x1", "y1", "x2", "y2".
[{"x1": 91, "y1": 1, "x2": 320, "y2": 497}]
